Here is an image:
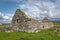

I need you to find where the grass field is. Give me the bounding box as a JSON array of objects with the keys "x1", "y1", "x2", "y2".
[
  {"x1": 0, "y1": 22, "x2": 60, "y2": 40},
  {"x1": 0, "y1": 24, "x2": 10, "y2": 27}
]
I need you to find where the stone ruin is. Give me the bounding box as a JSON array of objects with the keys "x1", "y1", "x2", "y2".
[{"x1": 11, "y1": 9, "x2": 53, "y2": 33}]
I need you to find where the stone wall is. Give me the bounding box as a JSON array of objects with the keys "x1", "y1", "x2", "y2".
[{"x1": 11, "y1": 9, "x2": 54, "y2": 33}]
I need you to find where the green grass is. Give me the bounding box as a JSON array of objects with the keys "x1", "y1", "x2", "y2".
[
  {"x1": 54, "y1": 22, "x2": 60, "y2": 27},
  {"x1": 0, "y1": 30, "x2": 60, "y2": 40},
  {"x1": 0, "y1": 24, "x2": 10, "y2": 27},
  {"x1": 0, "y1": 22, "x2": 60, "y2": 40}
]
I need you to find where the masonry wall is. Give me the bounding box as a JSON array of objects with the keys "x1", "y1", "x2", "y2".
[{"x1": 11, "y1": 9, "x2": 54, "y2": 32}]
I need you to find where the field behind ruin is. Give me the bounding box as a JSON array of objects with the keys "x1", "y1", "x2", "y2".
[{"x1": 0, "y1": 22, "x2": 60, "y2": 40}]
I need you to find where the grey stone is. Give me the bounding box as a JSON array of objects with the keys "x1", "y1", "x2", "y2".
[{"x1": 11, "y1": 9, "x2": 54, "y2": 33}]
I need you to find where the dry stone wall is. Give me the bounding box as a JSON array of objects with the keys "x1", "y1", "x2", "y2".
[{"x1": 11, "y1": 9, "x2": 54, "y2": 32}]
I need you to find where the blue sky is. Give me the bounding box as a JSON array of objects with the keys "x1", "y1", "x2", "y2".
[{"x1": 0, "y1": 0, "x2": 60, "y2": 23}]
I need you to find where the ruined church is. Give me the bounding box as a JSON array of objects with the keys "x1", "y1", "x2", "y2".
[{"x1": 11, "y1": 9, "x2": 53, "y2": 32}]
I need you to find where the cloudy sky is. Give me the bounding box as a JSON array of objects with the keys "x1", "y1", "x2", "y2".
[{"x1": 0, "y1": 0, "x2": 60, "y2": 23}]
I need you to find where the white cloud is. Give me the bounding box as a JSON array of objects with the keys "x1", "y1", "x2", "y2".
[
  {"x1": 0, "y1": 12, "x2": 3, "y2": 16},
  {"x1": 1, "y1": 0, "x2": 60, "y2": 22},
  {"x1": 0, "y1": 12, "x2": 13, "y2": 23},
  {"x1": 19, "y1": 0, "x2": 57, "y2": 20},
  {"x1": 49, "y1": 11, "x2": 53, "y2": 17},
  {"x1": 3, "y1": 16, "x2": 9, "y2": 20}
]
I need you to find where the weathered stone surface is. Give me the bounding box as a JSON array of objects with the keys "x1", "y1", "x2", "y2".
[
  {"x1": 11, "y1": 9, "x2": 54, "y2": 32},
  {"x1": 42, "y1": 17, "x2": 53, "y2": 28}
]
